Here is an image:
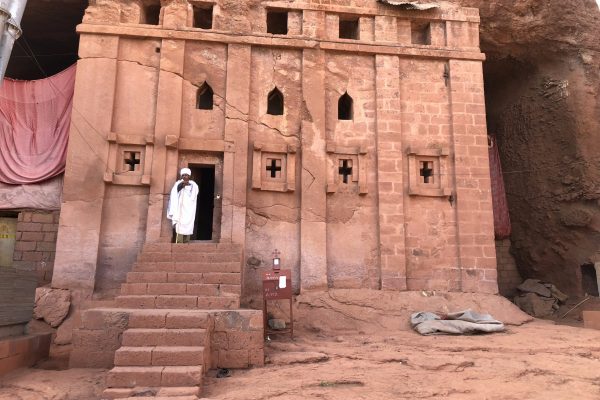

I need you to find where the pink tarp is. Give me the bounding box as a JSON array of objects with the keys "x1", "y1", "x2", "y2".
[
  {"x1": 0, "y1": 65, "x2": 75, "y2": 185},
  {"x1": 488, "y1": 135, "x2": 511, "y2": 239}
]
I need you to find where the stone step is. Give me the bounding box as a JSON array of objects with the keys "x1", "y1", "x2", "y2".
[
  {"x1": 121, "y1": 329, "x2": 207, "y2": 347},
  {"x1": 106, "y1": 366, "x2": 203, "y2": 388},
  {"x1": 138, "y1": 252, "x2": 241, "y2": 263},
  {"x1": 121, "y1": 283, "x2": 241, "y2": 297},
  {"x1": 116, "y1": 295, "x2": 240, "y2": 310},
  {"x1": 127, "y1": 310, "x2": 211, "y2": 329},
  {"x1": 143, "y1": 242, "x2": 241, "y2": 253},
  {"x1": 115, "y1": 346, "x2": 206, "y2": 366},
  {"x1": 126, "y1": 272, "x2": 241, "y2": 285},
  {"x1": 132, "y1": 261, "x2": 241, "y2": 273},
  {"x1": 118, "y1": 397, "x2": 198, "y2": 400}
]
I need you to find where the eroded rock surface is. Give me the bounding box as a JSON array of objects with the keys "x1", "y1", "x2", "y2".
[
  {"x1": 33, "y1": 287, "x2": 71, "y2": 328},
  {"x1": 454, "y1": 0, "x2": 600, "y2": 295}
]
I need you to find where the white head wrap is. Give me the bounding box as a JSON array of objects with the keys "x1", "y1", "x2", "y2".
[{"x1": 180, "y1": 168, "x2": 191, "y2": 176}]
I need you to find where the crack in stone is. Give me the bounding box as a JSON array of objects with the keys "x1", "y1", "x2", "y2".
[{"x1": 302, "y1": 166, "x2": 316, "y2": 192}]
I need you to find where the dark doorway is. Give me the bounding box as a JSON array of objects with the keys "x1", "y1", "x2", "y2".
[
  {"x1": 190, "y1": 165, "x2": 215, "y2": 240},
  {"x1": 581, "y1": 263, "x2": 599, "y2": 297}
]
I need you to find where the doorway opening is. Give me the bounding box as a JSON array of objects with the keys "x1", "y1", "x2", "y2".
[
  {"x1": 190, "y1": 164, "x2": 215, "y2": 240},
  {"x1": 581, "y1": 263, "x2": 599, "y2": 297}
]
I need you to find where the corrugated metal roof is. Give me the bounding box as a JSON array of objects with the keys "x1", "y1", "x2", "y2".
[{"x1": 377, "y1": 0, "x2": 439, "y2": 10}]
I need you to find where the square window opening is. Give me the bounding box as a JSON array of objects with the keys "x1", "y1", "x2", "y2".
[
  {"x1": 143, "y1": 4, "x2": 161, "y2": 25},
  {"x1": 339, "y1": 17, "x2": 359, "y2": 40},
  {"x1": 411, "y1": 20, "x2": 431, "y2": 45},
  {"x1": 193, "y1": 4, "x2": 213, "y2": 29},
  {"x1": 267, "y1": 10, "x2": 288, "y2": 35}
]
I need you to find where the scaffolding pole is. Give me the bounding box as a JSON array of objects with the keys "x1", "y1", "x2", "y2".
[{"x1": 0, "y1": 0, "x2": 27, "y2": 83}]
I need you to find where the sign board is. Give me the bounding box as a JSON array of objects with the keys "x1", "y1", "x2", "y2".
[{"x1": 262, "y1": 269, "x2": 292, "y2": 300}]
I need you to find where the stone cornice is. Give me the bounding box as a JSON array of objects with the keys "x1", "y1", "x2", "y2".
[{"x1": 77, "y1": 24, "x2": 486, "y2": 62}]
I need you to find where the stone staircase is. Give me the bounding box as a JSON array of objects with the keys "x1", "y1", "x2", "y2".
[{"x1": 101, "y1": 242, "x2": 243, "y2": 400}]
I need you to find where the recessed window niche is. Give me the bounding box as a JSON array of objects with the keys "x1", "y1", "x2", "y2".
[
  {"x1": 193, "y1": 4, "x2": 213, "y2": 29},
  {"x1": 411, "y1": 20, "x2": 431, "y2": 45},
  {"x1": 339, "y1": 17, "x2": 359, "y2": 40},
  {"x1": 267, "y1": 10, "x2": 288, "y2": 35},
  {"x1": 196, "y1": 82, "x2": 214, "y2": 110}
]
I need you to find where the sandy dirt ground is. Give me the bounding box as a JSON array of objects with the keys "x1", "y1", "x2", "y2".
[{"x1": 1, "y1": 291, "x2": 600, "y2": 400}]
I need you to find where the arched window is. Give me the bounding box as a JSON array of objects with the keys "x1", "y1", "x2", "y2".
[
  {"x1": 196, "y1": 82, "x2": 214, "y2": 110},
  {"x1": 267, "y1": 87, "x2": 284, "y2": 115},
  {"x1": 338, "y1": 92, "x2": 353, "y2": 120}
]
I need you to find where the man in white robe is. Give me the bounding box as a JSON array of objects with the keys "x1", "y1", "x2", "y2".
[{"x1": 167, "y1": 168, "x2": 199, "y2": 243}]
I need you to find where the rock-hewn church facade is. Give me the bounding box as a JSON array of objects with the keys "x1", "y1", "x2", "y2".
[{"x1": 52, "y1": 0, "x2": 498, "y2": 304}]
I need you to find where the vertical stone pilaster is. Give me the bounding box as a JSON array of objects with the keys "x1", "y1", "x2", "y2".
[
  {"x1": 300, "y1": 48, "x2": 328, "y2": 291},
  {"x1": 222, "y1": 44, "x2": 251, "y2": 244},
  {"x1": 375, "y1": 54, "x2": 406, "y2": 291},
  {"x1": 146, "y1": 39, "x2": 185, "y2": 243},
  {"x1": 448, "y1": 59, "x2": 498, "y2": 294},
  {"x1": 52, "y1": 35, "x2": 118, "y2": 295}
]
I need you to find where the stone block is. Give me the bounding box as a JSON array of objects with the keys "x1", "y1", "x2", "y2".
[
  {"x1": 128, "y1": 310, "x2": 167, "y2": 329},
  {"x1": 165, "y1": 311, "x2": 209, "y2": 329},
  {"x1": 227, "y1": 331, "x2": 263, "y2": 351},
  {"x1": 115, "y1": 347, "x2": 152, "y2": 366},
  {"x1": 122, "y1": 329, "x2": 206, "y2": 347},
  {"x1": 33, "y1": 287, "x2": 70, "y2": 327},
  {"x1": 218, "y1": 349, "x2": 248, "y2": 369},
  {"x1": 81, "y1": 309, "x2": 129, "y2": 330},
  {"x1": 152, "y1": 346, "x2": 204, "y2": 366},
  {"x1": 155, "y1": 296, "x2": 197, "y2": 309},
  {"x1": 186, "y1": 284, "x2": 219, "y2": 296},
  {"x1": 161, "y1": 366, "x2": 203, "y2": 386},
  {"x1": 17, "y1": 222, "x2": 41, "y2": 232},
  {"x1": 583, "y1": 311, "x2": 600, "y2": 330},
  {"x1": 106, "y1": 366, "x2": 163, "y2": 388},
  {"x1": 31, "y1": 213, "x2": 55, "y2": 224},
  {"x1": 147, "y1": 283, "x2": 187, "y2": 295}
]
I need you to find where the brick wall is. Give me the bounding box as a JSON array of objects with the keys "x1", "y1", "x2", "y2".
[
  {"x1": 13, "y1": 210, "x2": 60, "y2": 286},
  {"x1": 0, "y1": 334, "x2": 52, "y2": 375},
  {"x1": 496, "y1": 239, "x2": 522, "y2": 297}
]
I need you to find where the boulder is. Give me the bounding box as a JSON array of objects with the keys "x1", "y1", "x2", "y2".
[
  {"x1": 33, "y1": 287, "x2": 71, "y2": 328},
  {"x1": 514, "y1": 293, "x2": 556, "y2": 318},
  {"x1": 517, "y1": 279, "x2": 552, "y2": 298}
]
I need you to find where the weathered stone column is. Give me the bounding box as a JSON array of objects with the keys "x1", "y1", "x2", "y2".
[
  {"x1": 448, "y1": 59, "x2": 498, "y2": 294},
  {"x1": 145, "y1": 39, "x2": 185, "y2": 242},
  {"x1": 221, "y1": 44, "x2": 251, "y2": 244},
  {"x1": 299, "y1": 10, "x2": 328, "y2": 290},
  {"x1": 52, "y1": 35, "x2": 118, "y2": 296},
  {"x1": 375, "y1": 53, "x2": 407, "y2": 291},
  {"x1": 374, "y1": 16, "x2": 406, "y2": 291}
]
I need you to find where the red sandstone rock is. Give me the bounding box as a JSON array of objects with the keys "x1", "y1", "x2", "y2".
[{"x1": 32, "y1": 287, "x2": 70, "y2": 328}]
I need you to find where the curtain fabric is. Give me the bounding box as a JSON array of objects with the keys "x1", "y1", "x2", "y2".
[
  {"x1": 0, "y1": 64, "x2": 75, "y2": 185},
  {"x1": 488, "y1": 136, "x2": 512, "y2": 239}
]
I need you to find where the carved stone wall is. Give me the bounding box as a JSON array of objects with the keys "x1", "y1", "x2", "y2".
[{"x1": 52, "y1": 0, "x2": 498, "y2": 302}]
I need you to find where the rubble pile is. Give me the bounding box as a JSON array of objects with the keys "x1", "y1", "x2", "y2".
[{"x1": 513, "y1": 279, "x2": 569, "y2": 317}]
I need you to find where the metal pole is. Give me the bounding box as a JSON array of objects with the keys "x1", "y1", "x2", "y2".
[{"x1": 0, "y1": 0, "x2": 28, "y2": 83}]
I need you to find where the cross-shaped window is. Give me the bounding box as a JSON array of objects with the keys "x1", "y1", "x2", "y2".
[
  {"x1": 420, "y1": 161, "x2": 434, "y2": 184},
  {"x1": 338, "y1": 159, "x2": 353, "y2": 184},
  {"x1": 266, "y1": 158, "x2": 282, "y2": 178},
  {"x1": 124, "y1": 151, "x2": 141, "y2": 171}
]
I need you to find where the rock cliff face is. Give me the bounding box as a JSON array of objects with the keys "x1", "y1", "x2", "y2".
[{"x1": 453, "y1": 0, "x2": 600, "y2": 295}]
